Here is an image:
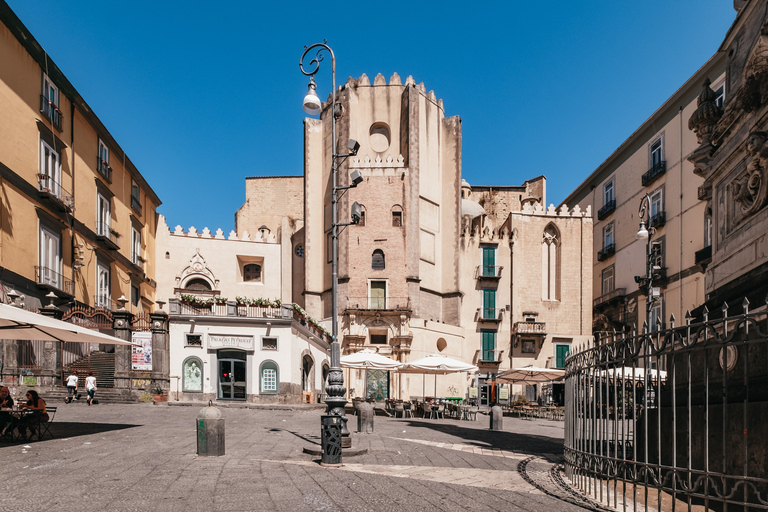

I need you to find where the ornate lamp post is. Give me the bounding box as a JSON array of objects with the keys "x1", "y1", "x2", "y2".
[
  {"x1": 299, "y1": 41, "x2": 361, "y2": 463},
  {"x1": 636, "y1": 193, "x2": 661, "y2": 329}
]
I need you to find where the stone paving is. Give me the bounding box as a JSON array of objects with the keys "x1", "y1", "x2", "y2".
[{"x1": 0, "y1": 402, "x2": 599, "y2": 512}]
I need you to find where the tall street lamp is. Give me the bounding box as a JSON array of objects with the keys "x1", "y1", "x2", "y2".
[
  {"x1": 636, "y1": 193, "x2": 662, "y2": 330},
  {"x1": 299, "y1": 42, "x2": 361, "y2": 464}
]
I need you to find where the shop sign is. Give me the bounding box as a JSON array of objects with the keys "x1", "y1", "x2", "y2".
[{"x1": 208, "y1": 334, "x2": 254, "y2": 350}]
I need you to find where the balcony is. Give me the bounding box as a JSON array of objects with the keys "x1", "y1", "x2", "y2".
[
  {"x1": 95, "y1": 221, "x2": 121, "y2": 250},
  {"x1": 513, "y1": 321, "x2": 547, "y2": 335},
  {"x1": 597, "y1": 199, "x2": 616, "y2": 220},
  {"x1": 35, "y1": 266, "x2": 74, "y2": 297},
  {"x1": 695, "y1": 245, "x2": 712, "y2": 266},
  {"x1": 651, "y1": 211, "x2": 666, "y2": 228},
  {"x1": 37, "y1": 174, "x2": 74, "y2": 212},
  {"x1": 635, "y1": 268, "x2": 668, "y2": 291},
  {"x1": 97, "y1": 158, "x2": 112, "y2": 183},
  {"x1": 475, "y1": 265, "x2": 502, "y2": 280},
  {"x1": 593, "y1": 287, "x2": 626, "y2": 309},
  {"x1": 39, "y1": 95, "x2": 63, "y2": 131},
  {"x1": 344, "y1": 297, "x2": 411, "y2": 311},
  {"x1": 597, "y1": 243, "x2": 615, "y2": 261},
  {"x1": 642, "y1": 161, "x2": 666, "y2": 186},
  {"x1": 132, "y1": 255, "x2": 145, "y2": 270},
  {"x1": 477, "y1": 307, "x2": 502, "y2": 323}
]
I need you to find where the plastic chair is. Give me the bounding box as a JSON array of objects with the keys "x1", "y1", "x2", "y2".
[
  {"x1": 436, "y1": 404, "x2": 445, "y2": 419},
  {"x1": 393, "y1": 402, "x2": 405, "y2": 418},
  {"x1": 403, "y1": 402, "x2": 412, "y2": 418}
]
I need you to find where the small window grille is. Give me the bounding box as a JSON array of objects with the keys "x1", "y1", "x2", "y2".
[
  {"x1": 262, "y1": 337, "x2": 277, "y2": 350},
  {"x1": 186, "y1": 334, "x2": 202, "y2": 346},
  {"x1": 370, "y1": 334, "x2": 387, "y2": 344}
]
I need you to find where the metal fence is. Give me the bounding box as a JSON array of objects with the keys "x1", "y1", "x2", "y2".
[{"x1": 564, "y1": 299, "x2": 768, "y2": 511}]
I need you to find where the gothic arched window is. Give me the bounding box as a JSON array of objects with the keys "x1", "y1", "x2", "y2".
[
  {"x1": 185, "y1": 278, "x2": 211, "y2": 291},
  {"x1": 542, "y1": 225, "x2": 560, "y2": 301}
]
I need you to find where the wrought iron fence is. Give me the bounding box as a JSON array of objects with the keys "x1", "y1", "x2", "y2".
[{"x1": 564, "y1": 299, "x2": 768, "y2": 511}]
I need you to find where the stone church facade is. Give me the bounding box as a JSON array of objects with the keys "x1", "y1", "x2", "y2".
[{"x1": 236, "y1": 73, "x2": 592, "y2": 402}]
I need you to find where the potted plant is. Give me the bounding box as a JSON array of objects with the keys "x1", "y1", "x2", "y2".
[{"x1": 152, "y1": 387, "x2": 168, "y2": 403}]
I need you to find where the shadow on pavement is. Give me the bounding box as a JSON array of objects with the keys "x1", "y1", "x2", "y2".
[
  {"x1": 0, "y1": 422, "x2": 141, "y2": 445},
  {"x1": 399, "y1": 420, "x2": 564, "y2": 455}
]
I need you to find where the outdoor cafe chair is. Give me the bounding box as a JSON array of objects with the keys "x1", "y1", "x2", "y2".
[
  {"x1": 436, "y1": 404, "x2": 445, "y2": 419},
  {"x1": 403, "y1": 402, "x2": 412, "y2": 418},
  {"x1": 393, "y1": 402, "x2": 405, "y2": 418},
  {"x1": 38, "y1": 406, "x2": 56, "y2": 440}
]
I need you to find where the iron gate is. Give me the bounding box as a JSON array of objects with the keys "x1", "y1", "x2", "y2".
[{"x1": 564, "y1": 300, "x2": 768, "y2": 511}]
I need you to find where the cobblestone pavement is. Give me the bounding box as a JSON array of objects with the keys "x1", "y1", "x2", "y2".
[{"x1": 0, "y1": 403, "x2": 598, "y2": 512}]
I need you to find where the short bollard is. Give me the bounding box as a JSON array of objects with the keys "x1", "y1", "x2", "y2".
[
  {"x1": 357, "y1": 401, "x2": 374, "y2": 434},
  {"x1": 490, "y1": 405, "x2": 503, "y2": 430},
  {"x1": 197, "y1": 402, "x2": 225, "y2": 456},
  {"x1": 321, "y1": 415, "x2": 342, "y2": 466}
]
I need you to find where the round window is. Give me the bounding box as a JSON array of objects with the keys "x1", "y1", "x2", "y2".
[
  {"x1": 369, "y1": 122, "x2": 390, "y2": 153},
  {"x1": 436, "y1": 338, "x2": 447, "y2": 352}
]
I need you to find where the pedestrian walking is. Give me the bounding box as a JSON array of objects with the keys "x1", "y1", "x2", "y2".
[
  {"x1": 65, "y1": 371, "x2": 78, "y2": 403},
  {"x1": 85, "y1": 371, "x2": 97, "y2": 405}
]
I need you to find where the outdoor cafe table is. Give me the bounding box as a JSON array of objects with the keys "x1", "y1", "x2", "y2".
[{"x1": 0, "y1": 408, "x2": 41, "y2": 441}]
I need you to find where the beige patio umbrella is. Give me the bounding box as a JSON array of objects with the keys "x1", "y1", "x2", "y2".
[
  {"x1": 398, "y1": 354, "x2": 478, "y2": 398},
  {"x1": 0, "y1": 303, "x2": 132, "y2": 344},
  {"x1": 496, "y1": 365, "x2": 565, "y2": 385},
  {"x1": 340, "y1": 348, "x2": 402, "y2": 370}
]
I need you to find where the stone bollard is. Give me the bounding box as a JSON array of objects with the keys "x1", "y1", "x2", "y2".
[
  {"x1": 357, "y1": 401, "x2": 374, "y2": 433},
  {"x1": 490, "y1": 405, "x2": 503, "y2": 430},
  {"x1": 197, "y1": 402, "x2": 225, "y2": 456}
]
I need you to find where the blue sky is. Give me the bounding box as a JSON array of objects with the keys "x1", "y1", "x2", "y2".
[{"x1": 7, "y1": 1, "x2": 737, "y2": 234}]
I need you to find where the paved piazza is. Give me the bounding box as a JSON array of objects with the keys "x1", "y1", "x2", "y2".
[{"x1": 0, "y1": 403, "x2": 597, "y2": 511}]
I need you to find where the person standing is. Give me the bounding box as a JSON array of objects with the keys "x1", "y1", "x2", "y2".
[
  {"x1": 85, "y1": 371, "x2": 97, "y2": 406},
  {"x1": 65, "y1": 371, "x2": 78, "y2": 403}
]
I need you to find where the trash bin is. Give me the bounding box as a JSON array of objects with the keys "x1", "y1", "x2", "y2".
[{"x1": 321, "y1": 414, "x2": 342, "y2": 465}]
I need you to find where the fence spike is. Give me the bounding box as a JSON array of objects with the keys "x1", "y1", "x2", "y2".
[
  {"x1": 685, "y1": 310, "x2": 692, "y2": 326},
  {"x1": 702, "y1": 305, "x2": 709, "y2": 321},
  {"x1": 722, "y1": 301, "x2": 729, "y2": 317},
  {"x1": 742, "y1": 297, "x2": 750, "y2": 314},
  {"x1": 669, "y1": 313, "x2": 676, "y2": 328}
]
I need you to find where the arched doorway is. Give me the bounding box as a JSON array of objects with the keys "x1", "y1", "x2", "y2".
[
  {"x1": 217, "y1": 349, "x2": 246, "y2": 400},
  {"x1": 301, "y1": 354, "x2": 314, "y2": 393}
]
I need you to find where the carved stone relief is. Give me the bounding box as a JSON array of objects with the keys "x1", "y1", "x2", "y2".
[{"x1": 731, "y1": 132, "x2": 768, "y2": 223}]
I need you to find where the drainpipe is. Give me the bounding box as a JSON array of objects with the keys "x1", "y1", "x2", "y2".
[{"x1": 679, "y1": 106, "x2": 684, "y2": 317}]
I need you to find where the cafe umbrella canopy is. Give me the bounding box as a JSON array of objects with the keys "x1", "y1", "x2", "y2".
[
  {"x1": 340, "y1": 348, "x2": 402, "y2": 370},
  {"x1": 496, "y1": 365, "x2": 565, "y2": 385},
  {"x1": 0, "y1": 303, "x2": 132, "y2": 344},
  {"x1": 398, "y1": 353, "x2": 479, "y2": 399}
]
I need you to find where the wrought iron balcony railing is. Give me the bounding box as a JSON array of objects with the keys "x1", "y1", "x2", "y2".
[
  {"x1": 35, "y1": 266, "x2": 75, "y2": 297},
  {"x1": 650, "y1": 211, "x2": 666, "y2": 228},
  {"x1": 642, "y1": 160, "x2": 666, "y2": 186},
  {"x1": 95, "y1": 221, "x2": 121, "y2": 250},
  {"x1": 131, "y1": 195, "x2": 142, "y2": 215},
  {"x1": 593, "y1": 287, "x2": 627, "y2": 308},
  {"x1": 37, "y1": 174, "x2": 74, "y2": 211},
  {"x1": 597, "y1": 243, "x2": 615, "y2": 261},
  {"x1": 477, "y1": 307, "x2": 502, "y2": 322},
  {"x1": 97, "y1": 158, "x2": 112, "y2": 182},
  {"x1": 40, "y1": 95, "x2": 63, "y2": 131},
  {"x1": 597, "y1": 199, "x2": 616, "y2": 220}
]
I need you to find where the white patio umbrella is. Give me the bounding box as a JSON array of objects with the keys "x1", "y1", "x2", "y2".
[
  {"x1": 398, "y1": 354, "x2": 478, "y2": 398},
  {"x1": 0, "y1": 303, "x2": 132, "y2": 344},
  {"x1": 340, "y1": 348, "x2": 402, "y2": 370},
  {"x1": 600, "y1": 366, "x2": 667, "y2": 382},
  {"x1": 496, "y1": 365, "x2": 565, "y2": 385}
]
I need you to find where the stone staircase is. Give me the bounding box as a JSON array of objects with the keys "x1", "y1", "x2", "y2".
[
  {"x1": 63, "y1": 351, "x2": 115, "y2": 388},
  {"x1": 44, "y1": 386, "x2": 138, "y2": 404}
]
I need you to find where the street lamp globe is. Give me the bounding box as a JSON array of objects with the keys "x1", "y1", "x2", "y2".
[
  {"x1": 303, "y1": 78, "x2": 322, "y2": 115},
  {"x1": 636, "y1": 221, "x2": 649, "y2": 239}
]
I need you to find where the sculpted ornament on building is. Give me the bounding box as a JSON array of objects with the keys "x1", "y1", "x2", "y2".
[
  {"x1": 733, "y1": 131, "x2": 768, "y2": 221},
  {"x1": 175, "y1": 249, "x2": 219, "y2": 290}
]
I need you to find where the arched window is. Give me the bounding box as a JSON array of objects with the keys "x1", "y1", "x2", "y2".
[
  {"x1": 372, "y1": 249, "x2": 385, "y2": 270},
  {"x1": 244, "y1": 264, "x2": 262, "y2": 282},
  {"x1": 391, "y1": 205, "x2": 403, "y2": 227},
  {"x1": 182, "y1": 357, "x2": 203, "y2": 392},
  {"x1": 260, "y1": 360, "x2": 279, "y2": 394},
  {"x1": 542, "y1": 225, "x2": 559, "y2": 300},
  {"x1": 185, "y1": 278, "x2": 211, "y2": 291}
]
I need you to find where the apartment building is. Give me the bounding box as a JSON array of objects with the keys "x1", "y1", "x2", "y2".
[
  {"x1": 0, "y1": 3, "x2": 161, "y2": 385},
  {"x1": 562, "y1": 54, "x2": 727, "y2": 335}
]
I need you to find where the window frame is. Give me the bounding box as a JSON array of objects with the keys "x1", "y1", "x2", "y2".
[
  {"x1": 41, "y1": 74, "x2": 61, "y2": 129},
  {"x1": 96, "y1": 260, "x2": 110, "y2": 308},
  {"x1": 482, "y1": 288, "x2": 496, "y2": 319},
  {"x1": 39, "y1": 139, "x2": 61, "y2": 197},
  {"x1": 603, "y1": 222, "x2": 614, "y2": 250},
  {"x1": 521, "y1": 339, "x2": 536, "y2": 354},
  {"x1": 604, "y1": 178, "x2": 614, "y2": 206},
  {"x1": 185, "y1": 333, "x2": 203, "y2": 347},
  {"x1": 260, "y1": 336, "x2": 278, "y2": 351},
  {"x1": 98, "y1": 139, "x2": 111, "y2": 181},
  {"x1": 97, "y1": 192, "x2": 111, "y2": 236},
  {"x1": 130, "y1": 180, "x2": 142, "y2": 214},
  {"x1": 131, "y1": 226, "x2": 142, "y2": 266},
  {"x1": 369, "y1": 279, "x2": 387, "y2": 309},
  {"x1": 554, "y1": 342, "x2": 571, "y2": 369},
  {"x1": 601, "y1": 265, "x2": 615, "y2": 296},
  {"x1": 39, "y1": 223, "x2": 62, "y2": 289},
  {"x1": 713, "y1": 80, "x2": 726, "y2": 109},
  {"x1": 371, "y1": 249, "x2": 385, "y2": 270},
  {"x1": 482, "y1": 330, "x2": 496, "y2": 361},
  {"x1": 243, "y1": 263, "x2": 262, "y2": 283}
]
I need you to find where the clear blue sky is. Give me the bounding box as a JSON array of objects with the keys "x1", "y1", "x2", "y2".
[{"x1": 7, "y1": 1, "x2": 737, "y2": 234}]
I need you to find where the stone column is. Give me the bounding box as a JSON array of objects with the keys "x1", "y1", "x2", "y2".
[
  {"x1": 150, "y1": 311, "x2": 169, "y2": 393},
  {"x1": 112, "y1": 309, "x2": 134, "y2": 397},
  {"x1": 38, "y1": 304, "x2": 63, "y2": 385}
]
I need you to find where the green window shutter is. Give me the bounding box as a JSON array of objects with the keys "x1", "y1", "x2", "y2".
[
  {"x1": 482, "y1": 247, "x2": 495, "y2": 276},
  {"x1": 483, "y1": 289, "x2": 495, "y2": 319},
  {"x1": 482, "y1": 331, "x2": 496, "y2": 361},
  {"x1": 556, "y1": 345, "x2": 570, "y2": 369}
]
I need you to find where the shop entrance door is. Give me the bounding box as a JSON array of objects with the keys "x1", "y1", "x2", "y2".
[{"x1": 218, "y1": 349, "x2": 246, "y2": 400}]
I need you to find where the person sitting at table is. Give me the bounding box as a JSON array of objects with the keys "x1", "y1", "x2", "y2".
[
  {"x1": 0, "y1": 386, "x2": 14, "y2": 436},
  {"x1": 16, "y1": 390, "x2": 48, "y2": 441}
]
